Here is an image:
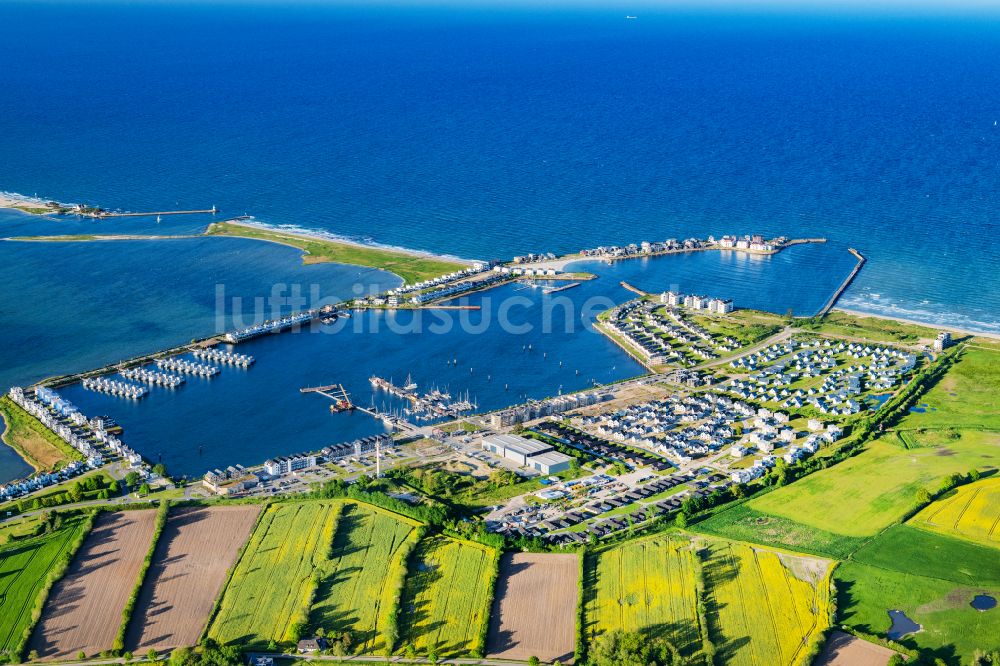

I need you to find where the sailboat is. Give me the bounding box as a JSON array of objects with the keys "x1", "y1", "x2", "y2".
[{"x1": 403, "y1": 373, "x2": 417, "y2": 391}]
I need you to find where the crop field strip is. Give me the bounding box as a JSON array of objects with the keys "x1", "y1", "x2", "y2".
[
  {"x1": 29, "y1": 510, "x2": 157, "y2": 659},
  {"x1": 703, "y1": 541, "x2": 827, "y2": 666},
  {"x1": 586, "y1": 535, "x2": 701, "y2": 655},
  {"x1": 398, "y1": 535, "x2": 498, "y2": 656},
  {"x1": 0, "y1": 514, "x2": 91, "y2": 653},
  {"x1": 911, "y1": 477, "x2": 1000, "y2": 546},
  {"x1": 309, "y1": 502, "x2": 421, "y2": 654},
  {"x1": 127, "y1": 505, "x2": 262, "y2": 651},
  {"x1": 207, "y1": 501, "x2": 342, "y2": 647}
]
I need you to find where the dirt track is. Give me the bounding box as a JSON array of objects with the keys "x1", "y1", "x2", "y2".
[
  {"x1": 126, "y1": 505, "x2": 261, "y2": 651},
  {"x1": 30, "y1": 510, "x2": 157, "y2": 659},
  {"x1": 486, "y1": 552, "x2": 578, "y2": 663}
]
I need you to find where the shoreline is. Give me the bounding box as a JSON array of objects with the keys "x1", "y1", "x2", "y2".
[{"x1": 832, "y1": 307, "x2": 1000, "y2": 341}]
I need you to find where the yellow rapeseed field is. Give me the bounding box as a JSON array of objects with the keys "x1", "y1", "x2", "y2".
[
  {"x1": 911, "y1": 477, "x2": 1000, "y2": 546},
  {"x1": 208, "y1": 501, "x2": 342, "y2": 646},
  {"x1": 398, "y1": 535, "x2": 498, "y2": 656},
  {"x1": 587, "y1": 536, "x2": 701, "y2": 654},
  {"x1": 703, "y1": 541, "x2": 831, "y2": 666}
]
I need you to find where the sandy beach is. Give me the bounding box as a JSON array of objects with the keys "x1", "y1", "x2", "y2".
[{"x1": 0, "y1": 191, "x2": 58, "y2": 213}]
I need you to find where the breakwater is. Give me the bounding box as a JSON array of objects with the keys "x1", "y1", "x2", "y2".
[{"x1": 817, "y1": 248, "x2": 867, "y2": 316}]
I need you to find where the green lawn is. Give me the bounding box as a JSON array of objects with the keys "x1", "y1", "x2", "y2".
[
  {"x1": 0, "y1": 396, "x2": 83, "y2": 472},
  {"x1": 0, "y1": 512, "x2": 92, "y2": 654},
  {"x1": 205, "y1": 222, "x2": 467, "y2": 285}
]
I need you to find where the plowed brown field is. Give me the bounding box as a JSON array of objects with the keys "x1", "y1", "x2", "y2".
[
  {"x1": 126, "y1": 505, "x2": 261, "y2": 651},
  {"x1": 486, "y1": 552, "x2": 578, "y2": 663},
  {"x1": 30, "y1": 510, "x2": 157, "y2": 659}
]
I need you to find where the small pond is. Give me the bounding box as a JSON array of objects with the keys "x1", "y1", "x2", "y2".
[
  {"x1": 971, "y1": 595, "x2": 997, "y2": 612},
  {"x1": 887, "y1": 610, "x2": 922, "y2": 639}
]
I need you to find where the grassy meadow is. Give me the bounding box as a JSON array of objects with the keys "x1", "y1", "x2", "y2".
[
  {"x1": 398, "y1": 535, "x2": 498, "y2": 657},
  {"x1": 205, "y1": 222, "x2": 467, "y2": 285},
  {"x1": 910, "y1": 477, "x2": 1000, "y2": 546},
  {"x1": 585, "y1": 535, "x2": 702, "y2": 655},
  {"x1": 835, "y1": 525, "x2": 1000, "y2": 665},
  {"x1": 702, "y1": 540, "x2": 832, "y2": 666},
  {"x1": 208, "y1": 501, "x2": 342, "y2": 647},
  {"x1": 747, "y1": 433, "x2": 999, "y2": 538},
  {"x1": 693, "y1": 502, "x2": 865, "y2": 559},
  {"x1": 309, "y1": 502, "x2": 421, "y2": 654},
  {"x1": 899, "y1": 347, "x2": 1000, "y2": 432},
  {"x1": 0, "y1": 513, "x2": 92, "y2": 654}
]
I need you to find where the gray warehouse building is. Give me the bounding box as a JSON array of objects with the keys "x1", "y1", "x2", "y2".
[{"x1": 481, "y1": 434, "x2": 573, "y2": 474}]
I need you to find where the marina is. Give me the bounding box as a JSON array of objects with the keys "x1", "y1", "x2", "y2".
[{"x1": 1, "y1": 241, "x2": 859, "y2": 479}]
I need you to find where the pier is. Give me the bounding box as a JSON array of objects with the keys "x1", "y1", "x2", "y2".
[
  {"x1": 224, "y1": 311, "x2": 319, "y2": 344},
  {"x1": 192, "y1": 347, "x2": 255, "y2": 367},
  {"x1": 155, "y1": 357, "x2": 220, "y2": 377},
  {"x1": 817, "y1": 247, "x2": 866, "y2": 316},
  {"x1": 542, "y1": 281, "x2": 581, "y2": 294},
  {"x1": 119, "y1": 366, "x2": 185, "y2": 388},
  {"x1": 82, "y1": 377, "x2": 149, "y2": 399},
  {"x1": 301, "y1": 383, "x2": 353, "y2": 412}
]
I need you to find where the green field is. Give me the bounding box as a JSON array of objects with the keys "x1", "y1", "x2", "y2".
[
  {"x1": 899, "y1": 347, "x2": 1000, "y2": 432},
  {"x1": 398, "y1": 535, "x2": 498, "y2": 657},
  {"x1": 208, "y1": 501, "x2": 342, "y2": 647},
  {"x1": 0, "y1": 513, "x2": 92, "y2": 655},
  {"x1": 703, "y1": 540, "x2": 831, "y2": 666},
  {"x1": 836, "y1": 560, "x2": 1000, "y2": 661},
  {"x1": 585, "y1": 535, "x2": 702, "y2": 656},
  {"x1": 795, "y1": 311, "x2": 943, "y2": 343},
  {"x1": 910, "y1": 477, "x2": 1000, "y2": 546},
  {"x1": 852, "y1": 525, "x2": 1000, "y2": 587},
  {"x1": 205, "y1": 222, "x2": 467, "y2": 285},
  {"x1": 693, "y1": 502, "x2": 865, "y2": 560},
  {"x1": 833, "y1": 485, "x2": 1000, "y2": 663},
  {"x1": 747, "y1": 430, "x2": 999, "y2": 538},
  {"x1": 309, "y1": 502, "x2": 421, "y2": 654}
]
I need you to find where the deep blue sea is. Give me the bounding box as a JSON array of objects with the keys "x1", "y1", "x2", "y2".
[{"x1": 1, "y1": 2, "x2": 999, "y2": 480}]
